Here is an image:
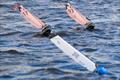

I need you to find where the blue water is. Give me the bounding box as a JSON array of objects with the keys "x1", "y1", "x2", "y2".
[{"x1": 0, "y1": 0, "x2": 120, "y2": 80}]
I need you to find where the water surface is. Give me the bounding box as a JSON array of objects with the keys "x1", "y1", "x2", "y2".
[{"x1": 0, "y1": 0, "x2": 120, "y2": 80}]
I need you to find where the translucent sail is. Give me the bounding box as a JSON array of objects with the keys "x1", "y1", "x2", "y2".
[
  {"x1": 66, "y1": 3, "x2": 91, "y2": 26},
  {"x1": 19, "y1": 5, "x2": 45, "y2": 29}
]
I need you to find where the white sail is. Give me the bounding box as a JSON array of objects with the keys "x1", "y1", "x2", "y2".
[{"x1": 50, "y1": 35, "x2": 96, "y2": 72}]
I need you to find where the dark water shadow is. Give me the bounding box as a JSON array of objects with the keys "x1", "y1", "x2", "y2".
[{"x1": 0, "y1": 49, "x2": 25, "y2": 55}]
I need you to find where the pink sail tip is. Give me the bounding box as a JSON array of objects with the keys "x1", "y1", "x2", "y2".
[
  {"x1": 66, "y1": 3, "x2": 95, "y2": 30},
  {"x1": 12, "y1": 3, "x2": 21, "y2": 11}
]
